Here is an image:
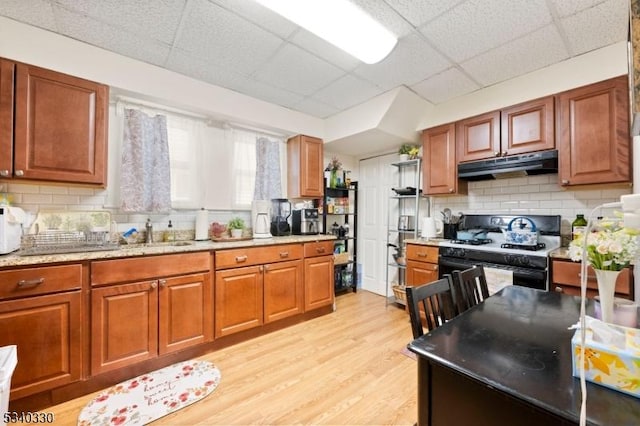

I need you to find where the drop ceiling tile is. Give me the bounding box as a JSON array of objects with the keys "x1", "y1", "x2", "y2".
[
  {"x1": 210, "y1": 0, "x2": 298, "y2": 39},
  {"x1": 559, "y1": 0, "x2": 629, "y2": 55},
  {"x1": 292, "y1": 97, "x2": 339, "y2": 118},
  {"x1": 548, "y1": 0, "x2": 608, "y2": 17},
  {"x1": 175, "y1": 0, "x2": 283, "y2": 77},
  {"x1": 53, "y1": 7, "x2": 171, "y2": 66},
  {"x1": 0, "y1": 0, "x2": 57, "y2": 31},
  {"x1": 165, "y1": 49, "x2": 250, "y2": 90},
  {"x1": 461, "y1": 24, "x2": 569, "y2": 86},
  {"x1": 350, "y1": 0, "x2": 415, "y2": 37},
  {"x1": 252, "y1": 43, "x2": 345, "y2": 96},
  {"x1": 289, "y1": 29, "x2": 361, "y2": 71},
  {"x1": 55, "y1": 0, "x2": 185, "y2": 44},
  {"x1": 312, "y1": 74, "x2": 381, "y2": 110},
  {"x1": 238, "y1": 78, "x2": 306, "y2": 108},
  {"x1": 421, "y1": 0, "x2": 552, "y2": 62},
  {"x1": 352, "y1": 31, "x2": 451, "y2": 90},
  {"x1": 411, "y1": 68, "x2": 480, "y2": 104},
  {"x1": 384, "y1": 0, "x2": 466, "y2": 27}
]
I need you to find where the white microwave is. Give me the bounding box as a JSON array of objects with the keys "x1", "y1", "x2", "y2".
[{"x1": 0, "y1": 207, "x2": 25, "y2": 254}]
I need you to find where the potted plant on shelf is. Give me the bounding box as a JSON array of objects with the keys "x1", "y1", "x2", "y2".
[
  {"x1": 327, "y1": 156, "x2": 342, "y2": 188},
  {"x1": 399, "y1": 144, "x2": 420, "y2": 161},
  {"x1": 227, "y1": 217, "x2": 245, "y2": 239}
]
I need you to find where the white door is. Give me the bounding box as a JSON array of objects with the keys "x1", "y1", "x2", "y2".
[{"x1": 358, "y1": 154, "x2": 397, "y2": 295}]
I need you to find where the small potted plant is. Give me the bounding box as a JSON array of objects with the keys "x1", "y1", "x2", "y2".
[
  {"x1": 227, "y1": 217, "x2": 245, "y2": 239},
  {"x1": 399, "y1": 144, "x2": 419, "y2": 161}
]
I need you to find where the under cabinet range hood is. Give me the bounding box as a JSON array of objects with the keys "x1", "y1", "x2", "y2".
[{"x1": 457, "y1": 150, "x2": 558, "y2": 181}]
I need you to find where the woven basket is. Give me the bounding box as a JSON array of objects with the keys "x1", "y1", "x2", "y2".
[
  {"x1": 334, "y1": 252, "x2": 350, "y2": 265},
  {"x1": 392, "y1": 284, "x2": 407, "y2": 304}
]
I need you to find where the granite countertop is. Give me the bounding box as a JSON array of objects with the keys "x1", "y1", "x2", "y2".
[
  {"x1": 549, "y1": 247, "x2": 572, "y2": 260},
  {"x1": 404, "y1": 238, "x2": 445, "y2": 247},
  {"x1": 0, "y1": 234, "x2": 337, "y2": 268}
]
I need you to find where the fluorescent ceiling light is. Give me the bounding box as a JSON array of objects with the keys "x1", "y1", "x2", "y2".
[{"x1": 255, "y1": 0, "x2": 397, "y2": 64}]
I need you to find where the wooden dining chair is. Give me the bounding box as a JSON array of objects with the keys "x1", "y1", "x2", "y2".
[
  {"x1": 452, "y1": 265, "x2": 490, "y2": 313},
  {"x1": 406, "y1": 275, "x2": 457, "y2": 339}
]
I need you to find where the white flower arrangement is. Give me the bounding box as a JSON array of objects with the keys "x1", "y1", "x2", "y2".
[{"x1": 568, "y1": 217, "x2": 640, "y2": 271}]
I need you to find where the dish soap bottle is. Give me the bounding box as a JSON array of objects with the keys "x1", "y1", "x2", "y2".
[{"x1": 572, "y1": 214, "x2": 587, "y2": 240}]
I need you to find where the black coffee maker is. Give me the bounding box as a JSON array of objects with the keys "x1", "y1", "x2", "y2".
[{"x1": 270, "y1": 198, "x2": 291, "y2": 236}]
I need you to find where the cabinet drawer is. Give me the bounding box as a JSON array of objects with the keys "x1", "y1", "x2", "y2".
[
  {"x1": 551, "y1": 260, "x2": 631, "y2": 296},
  {"x1": 303, "y1": 241, "x2": 334, "y2": 258},
  {"x1": 0, "y1": 264, "x2": 83, "y2": 300},
  {"x1": 406, "y1": 244, "x2": 439, "y2": 263},
  {"x1": 92, "y1": 252, "x2": 211, "y2": 286},
  {"x1": 215, "y1": 244, "x2": 302, "y2": 269}
]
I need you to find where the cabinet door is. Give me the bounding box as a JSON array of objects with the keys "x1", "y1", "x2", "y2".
[
  {"x1": 557, "y1": 76, "x2": 630, "y2": 186},
  {"x1": 0, "y1": 291, "x2": 81, "y2": 400},
  {"x1": 264, "y1": 259, "x2": 303, "y2": 323},
  {"x1": 456, "y1": 111, "x2": 500, "y2": 162},
  {"x1": 500, "y1": 96, "x2": 555, "y2": 156},
  {"x1": 0, "y1": 59, "x2": 14, "y2": 178},
  {"x1": 159, "y1": 272, "x2": 213, "y2": 355},
  {"x1": 13, "y1": 62, "x2": 108, "y2": 185},
  {"x1": 91, "y1": 281, "x2": 158, "y2": 375},
  {"x1": 422, "y1": 123, "x2": 466, "y2": 195},
  {"x1": 215, "y1": 265, "x2": 263, "y2": 338},
  {"x1": 287, "y1": 135, "x2": 324, "y2": 198},
  {"x1": 304, "y1": 255, "x2": 334, "y2": 311},
  {"x1": 406, "y1": 260, "x2": 439, "y2": 286}
]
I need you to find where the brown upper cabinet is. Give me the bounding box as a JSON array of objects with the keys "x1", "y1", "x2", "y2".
[
  {"x1": 557, "y1": 75, "x2": 630, "y2": 186},
  {"x1": 0, "y1": 58, "x2": 109, "y2": 185},
  {"x1": 287, "y1": 134, "x2": 324, "y2": 198},
  {"x1": 457, "y1": 96, "x2": 555, "y2": 163},
  {"x1": 422, "y1": 123, "x2": 467, "y2": 195}
]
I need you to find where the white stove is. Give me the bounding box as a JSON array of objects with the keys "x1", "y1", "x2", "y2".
[{"x1": 439, "y1": 232, "x2": 562, "y2": 257}]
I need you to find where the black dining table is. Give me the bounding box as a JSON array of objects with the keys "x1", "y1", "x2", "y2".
[{"x1": 407, "y1": 285, "x2": 640, "y2": 426}]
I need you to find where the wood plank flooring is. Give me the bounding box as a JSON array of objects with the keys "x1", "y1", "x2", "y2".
[{"x1": 30, "y1": 290, "x2": 418, "y2": 425}]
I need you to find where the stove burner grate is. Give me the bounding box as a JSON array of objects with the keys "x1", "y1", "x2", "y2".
[
  {"x1": 500, "y1": 242, "x2": 546, "y2": 251},
  {"x1": 450, "y1": 239, "x2": 493, "y2": 245}
]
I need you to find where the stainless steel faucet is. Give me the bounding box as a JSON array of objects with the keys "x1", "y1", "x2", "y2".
[{"x1": 145, "y1": 218, "x2": 153, "y2": 243}]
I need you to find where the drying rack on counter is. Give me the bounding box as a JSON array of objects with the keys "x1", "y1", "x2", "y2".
[{"x1": 19, "y1": 231, "x2": 119, "y2": 256}]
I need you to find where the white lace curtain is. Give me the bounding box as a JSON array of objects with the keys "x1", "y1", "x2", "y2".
[
  {"x1": 120, "y1": 108, "x2": 172, "y2": 212},
  {"x1": 253, "y1": 136, "x2": 283, "y2": 201}
]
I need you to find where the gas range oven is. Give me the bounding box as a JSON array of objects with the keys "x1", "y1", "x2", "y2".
[{"x1": 438, "y1": 214, "x2": 561, "y2": 292}]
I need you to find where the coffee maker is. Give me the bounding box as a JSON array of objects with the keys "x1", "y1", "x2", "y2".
[
  {"x1": 251, "y1": 200, "x2": 271, "y2": 239},
  {"x1": 292, "y1": 208, "x2": 319, "y2": 235},
  {"x1": 270, "y1": 198, "x2": 291, "y2": 236}
]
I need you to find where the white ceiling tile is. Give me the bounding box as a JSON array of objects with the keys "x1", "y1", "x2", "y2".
[
  {"x1": 352, "y1": 31, "x2": 451, "y2": 90},
  {"x1": 175, "y1": 0, "x2": 283, "y2": 76},
  {"x1": 548, "y1": 0, "x2": 609, "y2": 17},
  {"x1": 52, "y1": 7, "x2": 171, "y2": 66},
  {"x1": 238, "y1": 78, "x2": 306, "y2": 108},
  {"x1": 312, "y1": 74, "x2": 382, "y2": 110},
  {"x1": 421, "y1": 0, "x2": 552, "y2": 62},
  {"x1": 350, "y1": 0, "x2": 415, "y2": 37},
  {"x1": 0, "y1": 0, "x2": 56, "y2": 31},
  {"x1": 559, "y1": 0, "x2": 629, "y2": 55},
  {"x1": 411, "y1": 68, "x2": 480, "y2": 104},
  {"x1": 165, "y1": 49, "x2": 250, "y2": 89},
  {"x1": 292, "y1": 98, "x2": 339, "y2": 118},
  {"x1": 384, "y1": 0, "x2": 466, "y2": 27},
  {"x1": 289, "y1": 29, "x2": 361, "y2": 71},
  {"x1": 55, "y1": 0, "x2": 185, "y2": 44},
  {"x1": 210, "y1": 0, "x2": 298, "y2": 39},
  {"x1": 461, "y1": 24, "x2": 569, "y2": 86},
  {"x1": 252, "y1": 43, "x2": 345, "y2": 96}
]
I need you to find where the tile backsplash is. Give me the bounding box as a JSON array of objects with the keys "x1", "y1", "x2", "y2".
[
  {"x1": 429, "y1": 174, "x2": 632, "y2": 241},
  {"x1": 2, "y1": 182, "x2": 251, "y2": 239}
]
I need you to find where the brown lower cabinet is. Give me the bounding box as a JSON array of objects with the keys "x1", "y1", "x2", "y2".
[
  {"x1": 0, "y1": 264, "x2": 84, "y2": 401},
  {"x1": 551, "y1": 259, "x2": 632, "y2": 299},
  {"x1": 90, "y1": 252, "x2": 212, "y2": 375},
  {"x1": 303, "y1": 241, "x2": 335, "y2": 311},
  {"x1": 406, "y1": 244, "x2": 439, "y2": 286}
]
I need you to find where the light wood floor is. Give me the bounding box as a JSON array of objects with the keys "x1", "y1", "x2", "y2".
[{"x1": 38, "y1": 291, "x2": 417, "y2": 425}]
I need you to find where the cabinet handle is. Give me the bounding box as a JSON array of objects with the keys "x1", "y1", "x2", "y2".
[
  {"x1": 561, "y1": 179, "x2": 569, "y2": 185},
  {"x1": 501, "y1": 151, "x2": 507, "y2": 156},
  {"x1": 0, "y1": 170, "x2": 9, "y2": 177},
  {"x1": 150, "y1": 281, "x2": 158, "y2": 289},
  {"x1": 432, "y1": 265, "x2": 438, "y2": 271},
  {"x1": 235, "y1": 255, "x2": 248, "y2": 263},
  {"x1": 17, "y1": 278, "x2": 44, "y2": 288},
  {"x1": 448, "y1": 188, "x2": 454, "y2": 193},
  {"x1": 259, "y1": 265, "x2": 264, "y2": 272},
  {"x1": 494, "y1": 151, "x2": 500, "y2": 157},
  {"x1": 263, "y1": 265, "x2": 268, "y2": 271},
  {"x1": 316, "y1": 247, "x2": 326, "y2": 253},
  {"x1": 14, "y1": 170, "x2": 24, "y2": 177},
  {"x1": 577, "y1": 273, "x2": 596, "y2": 280},
  {"x1": 279, "y1": 251, "x2": 289, "y2": 258},
  {"x1": 555, "y1": 286, "x2": 563, "y2": 293},
  {"x1": 159, "y1": 279, "x2": 167, "y2": 287},
  {"x1": 417, "y1": 252, "x2": 427, "y2": 258}
]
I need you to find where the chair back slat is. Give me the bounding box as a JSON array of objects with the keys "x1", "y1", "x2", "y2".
[
  {"x1": 452, "y1": 265, "x2": 490, "y2": 313},
  {"x1": 406, "y1": 275, "x2": 456, "y2": 339}
]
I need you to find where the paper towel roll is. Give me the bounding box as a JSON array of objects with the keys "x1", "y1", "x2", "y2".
[{"x1": 195, "y1": 208, "x2": 209, "y2": 240}]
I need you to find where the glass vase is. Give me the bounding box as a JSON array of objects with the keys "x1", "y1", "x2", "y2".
[
  {"x1": 594, "y1": 268, "x2": 620, "y2": 324},
  {"x1": 330, "y1": 170, "x2": 338, "y2": 188}
]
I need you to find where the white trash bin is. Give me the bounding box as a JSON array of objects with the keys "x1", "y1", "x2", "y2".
[{"x1": 0, "y1": 346, "x2": 17, "y2": 426}]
